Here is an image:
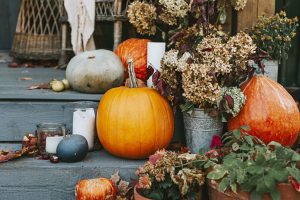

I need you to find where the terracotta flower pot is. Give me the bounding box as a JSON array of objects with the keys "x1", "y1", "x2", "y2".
[
  {"x1": 134, "y1": 186, "x2": 203, "y2": 200},
  {"x1": 208, "y1": 180, "x2": 300, "y2": 200},
  {"x1": 134, "y1": 186, "x2": 152, "y2": 200}
]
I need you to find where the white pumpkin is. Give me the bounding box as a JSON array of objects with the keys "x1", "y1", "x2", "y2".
[{"x1": 66, "y1": 50, "x2": 124, "y2": 93}]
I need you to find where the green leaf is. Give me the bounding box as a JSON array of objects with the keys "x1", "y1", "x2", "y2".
[
  {"x1": 270, "y1": 189, "x2": 280, "y2": 200},
  {"x1": 148, "y1": 191, "x2": 164, "y2": 200},
  {"x1": 244, "y1": 135, "x2": 254, "y2": 147},
  {"x1": 230, "y1": 182, "x2": 237, "y2": 193},
  {"x1": 287, "y1": 166, "x2": 300, "y2": 183},
  {"x1": 207, "y1": 168, "x2": 227, "y2": 180},
  {"x1": 236, "y1": 169, "x2": 246, "y2": 184},
  {"x1": 255, "y1": 153, "x2": 266, "y2": 165},
  {"x1": 160, "y1": 181, "x2": 172, "y2": 189},
  {"x1": 291, "y1": 152, "x2": 300, "y2": 162},
  {"x1": 218, "y1": 177, "x2": 230, "y2": 192},
  {"x1": 240, "y1": 125, "x2": 250, "y2": 131},
  {"x1": 239, "y1": 143, "x2": 251, "y2": 151},
  {"x1": 246, "y1": 165, "x2": 264, "y2": 175},
  {"x1": 180, "y1": 101, "x2": 194, "y2": 114},
  {"x1": 269, "y1": 169, "x2": 288, "y2": 182},
  {"x1": 204, "y1": 160, "x2": 216, "y2": 169},
  {"x1": 256, "y1": 179, "x2": 268, "y2": 193},
  {"x1": 232, "y1": 129, "x2": 241, "y2": 139},
  {"x1": 268, "y1": 141, "x2": 282, "y2": 147},
  {"x1": 263, "y1": 174, "x2": 276, "y2": 190}
]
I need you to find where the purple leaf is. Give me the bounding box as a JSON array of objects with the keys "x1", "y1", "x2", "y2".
[
  {"x1": 147, "y1": 65, "x2": 155, "y2": 80},
  {"x1": 152, "y1": 70, "x2": 161, "y2": 85},
  {"x1": 225, "y1": 95, "x2": 234, "y2": 109}
]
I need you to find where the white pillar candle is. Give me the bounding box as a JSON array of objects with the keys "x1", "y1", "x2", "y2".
[
  {"x1": 72, "y1": 108, "x2": 95, "y2": 150},
  {"x1": 45, "y1": 136, "x2": 64, "y2": 154},
  {"x1": 146, "y1": 42, "x2": 166, "y2": 87}
]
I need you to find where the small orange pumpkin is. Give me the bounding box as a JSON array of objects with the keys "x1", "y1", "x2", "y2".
[
  {"x1": 228, "y1": 75, "x2": 300, "y2": 146},
  {"x1": 115, "y1": 38, "x2": 150, "y2": 82},
  {"x1": 75, "y1": 178, "x2": 116, "y2": 200},
  {"x1": 97, "y1": 60, "x2": 174, "y2": 159}
]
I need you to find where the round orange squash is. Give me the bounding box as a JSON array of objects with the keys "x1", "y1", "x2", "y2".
[
  {"x1": 75, "y1": 178, "x2": 116, "y2": 200},
  {"x1": 228, "y1": 75, "x2": 300, "y2": 146},
  {"x1": 115, "y1": 38, "x2": 150, "y2": 82},
  {"x1": 97, "y1": 60, "x2": 174, "y2": 159}
]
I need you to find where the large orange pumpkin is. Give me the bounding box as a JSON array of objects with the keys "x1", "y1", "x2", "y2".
[
  {"x1": 97, "y1": 60, "x2": 174, "y2": 159},
  {"x1": 75, "y1": 178, "x2": 116, "y2": 200},
  {"x1": 115, "y1": 38, "x2": 150, "y2": 82},
  {"x1": 228, "y1": 75, "x2": 300, "y2": 146}
]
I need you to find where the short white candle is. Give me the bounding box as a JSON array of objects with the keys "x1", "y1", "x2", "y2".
[
  {"x1": 45, "y1": 136, "x2": 64, "y2": 154},
  {"x1": 73, "y1": 108, "x2": 95, "y2": 150}
]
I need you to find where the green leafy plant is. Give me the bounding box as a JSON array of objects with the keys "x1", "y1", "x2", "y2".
[
  {"x1": 135, "y1": 150, "x2": 206, "y2": 200},
  {"x1": 249, "y1": 11, "x2": 298, "y2": 61},
  {"x1": 206, "y1": 126, "x2": 300, "y2": 200}
]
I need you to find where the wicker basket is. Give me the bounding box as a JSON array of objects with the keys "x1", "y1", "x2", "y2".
[{"x1": 10, "y1": 0, "x2": 62, "y2": 60}]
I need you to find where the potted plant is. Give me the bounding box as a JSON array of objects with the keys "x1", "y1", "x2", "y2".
[
  {"x1": 205, "y1": 126, "x2": 300, "y2": 200},
  {"x1": 158, "y1": 30, "x2": 256, "y2": 153},
  {"x1": 127, "y1": 0, "x2": 256, "y2": 153},
  {"x1": 249, "y1": 11, "x2": 298, "y2": 81},
  {"x1": 134, "y1": 149, "x2": 206, "y2": 200}
]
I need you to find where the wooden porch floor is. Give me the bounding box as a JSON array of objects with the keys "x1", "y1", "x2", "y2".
[{"x1": 0, "y1": 59, "x2": 143, "y2": 200}]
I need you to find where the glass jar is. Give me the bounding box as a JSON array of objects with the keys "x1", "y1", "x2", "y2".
[{"x1": 36, "y1": 123, "x2": 66, "y2": 153}]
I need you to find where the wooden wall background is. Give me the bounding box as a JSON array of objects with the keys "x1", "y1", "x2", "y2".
[{"x1": 0, "y1": 0, "x2": 20, "y2": 50}]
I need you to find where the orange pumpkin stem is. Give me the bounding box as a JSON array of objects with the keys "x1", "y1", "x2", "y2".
[{"x1": 127, "y1": 59, "x2": 138, "y2": 88}]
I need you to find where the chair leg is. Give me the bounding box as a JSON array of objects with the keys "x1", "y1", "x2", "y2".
[
  {"x1": 113, "y1": 21, "x2": 122, "y2": 51},
  {"x1": 58, "y1": 23, "x2": 68, "y2": 67}
]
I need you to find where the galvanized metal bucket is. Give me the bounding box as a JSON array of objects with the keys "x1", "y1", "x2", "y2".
[{"x1": 183, "y1": 108, "x2": 223, "y2": 153}]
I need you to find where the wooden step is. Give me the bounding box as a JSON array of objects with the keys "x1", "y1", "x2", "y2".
[
  {"x1": 0, "y1": 61, "x2": 184, "y2": 199},
  {"x1": 0, "y1": 151, "x2": 144, "y2": 200},
  {"x1": 0, "y1": 63, "x2": 101, "y2": 143}
]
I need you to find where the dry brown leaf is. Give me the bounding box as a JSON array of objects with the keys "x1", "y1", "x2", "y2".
[
  {"x1": 0, "y1": 154, "x2": 9, "y2": 163},
  {"x1": 27, "y1": 82, "x2": 50, "y2": 90},
  {"x1": 19, "y1": 77, "x2": 32, "y2": 81}
]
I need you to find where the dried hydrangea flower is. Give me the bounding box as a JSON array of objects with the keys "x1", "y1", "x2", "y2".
[
  {"x1": 158, "y1": 0, "x2": 189, "y2": 25},
  {"x1": 231, "y1": 0, "x2": 247, "y2": 11},
  {"x1": 182, "y1": 63, "x2": 222, "y2": 107},
  {"x1": 226, "y1": 31, "x2": 256, "y2": 70},
  {"x1": 137, "y1": 174, "x2": 152, "y2": 189},
  {"x1": 218, "y1": 87, "x2": 246, "y2": 117},
  {"x1": 196, "y1": 34, "x2": 232, "y2": 75},
  {"x1": 127, "y1": 1, "x2": 157, "y2": 35}
]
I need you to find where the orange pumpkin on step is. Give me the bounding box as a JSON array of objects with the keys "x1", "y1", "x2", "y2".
[
  {"x1": 75, "y1": 178, "x2": 116, "y2": 200},
  {"x1": 115, "y1": 38, "x2": 150, "y2": 82},
  {"x1": 228, "y1": 75, "x2": 300, "y2": 146},
  {"x1": 97, "y1": 60, "x2": 174, "y2": 159}
]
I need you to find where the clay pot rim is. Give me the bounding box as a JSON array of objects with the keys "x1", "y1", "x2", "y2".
[
  {"x1": 208, "y1": 179, "x2": 296, "y2": 198},
  {"x1": 134, "y1": 186, "x2": 153, "y2": 200}
]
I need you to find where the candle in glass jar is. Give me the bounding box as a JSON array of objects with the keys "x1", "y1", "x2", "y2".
[{"x1": 45, "y1": 136, "x2": 64, "y2": 154}]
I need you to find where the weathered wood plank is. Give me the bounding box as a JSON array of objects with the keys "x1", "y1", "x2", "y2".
[
  {"x1": 237, "y1": 0, "x2": 258, "y2": 31},
  {"x1": 0, "y1": 151, "x2": 144, "y2": 200},
  {"x1": 236, "y1": 0, "x2": 275, "y2": 32},
  {"x1": 0, "y1": 101, "x2": 98, "y2": 141},
  {"x1": 0, "y1": 143, "x2": 22, "y2": 151},
  {"x1": 0, "y1": 63, "x2": 101, "y2": 101},
  {"x1": 257, "y1": 0, "x2": 275, "y2": 17}
]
